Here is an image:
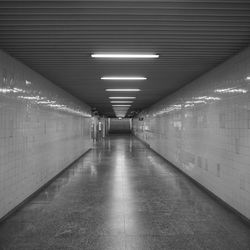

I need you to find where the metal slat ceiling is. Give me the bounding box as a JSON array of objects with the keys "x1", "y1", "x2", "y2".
[{"x1": 0, "y1": 1, "x2": 250, "y2": 117}]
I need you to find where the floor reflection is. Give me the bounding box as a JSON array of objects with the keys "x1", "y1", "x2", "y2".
[{"x1": 0, "y1": 135, "x2": 249, "y2": 250}]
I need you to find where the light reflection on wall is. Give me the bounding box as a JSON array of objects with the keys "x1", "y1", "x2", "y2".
[
  {"x1": 0, "y1": 49, "x2": 92, "y2": 220},
  {"x1": 149, "y1": 89, "x2": 246, "y2": 118},
  {"x1": 0, "y1": 83, "x2": 91, "y2": 118},
  {"x1": 194, "y1": 96, "x2": 221, "y2": 101},
  {"x1": 214, "y1": 87, "x2": 248, "y2": 94},
  {"x1": 0, "y1": 87, "x2": 26, "y2": 94},
  {"x1": 133, "y1": 45, "x2": 250, "y2": 219},
  {"x1": 153, "y1": 104, "x2": 182, "y2": 116}
]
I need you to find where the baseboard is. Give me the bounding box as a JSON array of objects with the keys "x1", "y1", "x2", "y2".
[
  {"x1": 0, "y1": 148, "x2": 92, "y2": 224},
  {"x1": 135, "y1": 136, "x2": 250, "y2": 226}
]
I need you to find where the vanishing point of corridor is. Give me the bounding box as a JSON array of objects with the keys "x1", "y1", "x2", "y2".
[{"x1": 0, "y1": 135, "x2": 249, "y2": 250}]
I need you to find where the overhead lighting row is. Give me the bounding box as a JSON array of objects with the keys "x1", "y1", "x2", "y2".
[
  {"x1": 92, "y1": 54, "x2": 159, "y2": 58},
  {"x1": 101, "y1": 76, "x2": 147, "y2": 81},
  {"x1": 109, "y1": 97, "x2": 135, "y2": 99},
  {"x1": 92, "y1": 53, "x2": 159, "y2": 117},
  {"x1": 111, "y1": 101, "x2": 133, "y2": 103},
  {"x1": 106, "y1": 89, "x2": 140, "y2": 92}
]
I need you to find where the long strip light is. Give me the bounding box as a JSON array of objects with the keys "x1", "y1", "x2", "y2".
[
  {"x1": 91, "y1": 54, "x2": 159, "y2": 58},
  {"x1": 111, "y1": 101, "x2": 133, "y2": 103},
  {"x1": 106, "y1": 89, "x2": 140, "y2": 92},
  {"x1": 112, "y1": 105, "x2": 131, "y2": 107},
  {"x1": 101, "y1": 76, "x2": 146, "y2": 80},
  {"x1": 109, "y1": 97, "x2": 136, "y2": 99}
]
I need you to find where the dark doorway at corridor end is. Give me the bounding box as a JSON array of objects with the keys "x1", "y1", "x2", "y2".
[{"x1": 108, "y1": 118, "x2": 132, "y2": 134}]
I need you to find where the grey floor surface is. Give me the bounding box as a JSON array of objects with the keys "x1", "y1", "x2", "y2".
[{"x1": 0, "y1": 135, "x2": 249, "y2": 250}]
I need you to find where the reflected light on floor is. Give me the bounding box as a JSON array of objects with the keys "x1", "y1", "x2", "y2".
[{"x1": 108, "y1": 139, "x2": 140, "y2": 243}]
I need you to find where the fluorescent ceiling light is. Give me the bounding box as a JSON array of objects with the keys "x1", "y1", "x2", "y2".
[
  {"x1": 101, "y1": 76, "x2": 146, "y2": 80},
  {"x1": 109, "y1": 97, "x2": 136, "y2": 99},
  {"x1": 111, "y1": 101, "x2": 133, "y2": 103},
  {"x1": 112, "y1": 105, "x2": 131, "y2": 107},
  {"x1": 106, "y1": 89, "x2": 140, "y2": 92},
  {"x1": 91, "y1": 54, "x2": 159, "y2": 58}
]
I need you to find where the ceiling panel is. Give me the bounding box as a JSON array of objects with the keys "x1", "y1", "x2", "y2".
[{"x1": 0, "y1": 0, "x2": 250, "y2": 116}]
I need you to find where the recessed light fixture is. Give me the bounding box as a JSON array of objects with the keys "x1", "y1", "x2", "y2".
[
  {"x1": 111, "y1": 101, "x2": 133, "y2": 103},
  {"x1": 109, "y1": 97, "x2": 136, "y2": 99},
  {"x1": 246, "y1": 76, "x2": 250, "y2": 80},
  {"x1": 106, "y1": 89, "x2": 140, "y2": 92},
  {"x1": 91, "y1": 54, "x2": 159, "y2": 58},
  {"x1": 112, "y1": 105, "x2": 131, "y2": 107},
  {"x1": 101, "y1": 76, "x2": 146, "y2": 80}
]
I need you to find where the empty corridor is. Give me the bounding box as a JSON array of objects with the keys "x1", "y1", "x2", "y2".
[{"x1": 0, "y1": 135, "x2": 249, "y2": 250}]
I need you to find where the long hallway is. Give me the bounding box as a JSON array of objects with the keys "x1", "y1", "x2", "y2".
[{"x1": 0, "y1": 135, "x2": 249, "y2": 250}]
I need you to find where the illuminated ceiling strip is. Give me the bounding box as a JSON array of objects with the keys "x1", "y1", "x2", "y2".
[
  {"x1": 91, "y1": 54, "x2": 159, "y2": 58},
  {"x1": 111, "y1": 101, "x2": 133, "y2": 103},
  {"x1": 106, "y1": 89, "x2": 140, "y2": 92},
  {"x1": 112, "y1": 105, "x2": 131, "y2": 107},
  {"x1": 109, "y1": 97, "x2": 136, "y2": 99},
  {"x1": 101, "y1": 76, "x2": 146, "y2": 80}
]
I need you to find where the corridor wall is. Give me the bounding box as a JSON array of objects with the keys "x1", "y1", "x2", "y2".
[
  {"x1": 0, "y1": 50, "x2": 92, "y2": 219},
  {"x1": 133, "y1": 46, "x2": 250, "y2": 219}
]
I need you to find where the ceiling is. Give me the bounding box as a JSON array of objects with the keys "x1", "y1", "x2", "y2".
[{"x1": 0, "y1": 0, "x2": 250, "y2": 117}]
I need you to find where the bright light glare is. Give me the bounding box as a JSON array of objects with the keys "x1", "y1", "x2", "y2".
[
  {"x1": 101, "y1": 76, "x2": 146, "y2": 80},
  {"x1": 246, "y1": 76, "x2": 250, "y2": 80},
  {"x1": 112, "y1": 105, "x2": 131, "y2": 107},
  {"x1": 111, "y1": 101, "x2": 133, "y2": 103},
  {"x1": 91, "y1": 54, "x2": 159, "y2": 58},
  {"x1": 106, "y1": 89, "x2": 140, "y2": 92},
  {"x1": 109, "y1": 97, "x2": 136, "y2": 99},
  {"x1": 215, "y1": 88, "x2": 247, "y2": 94}
]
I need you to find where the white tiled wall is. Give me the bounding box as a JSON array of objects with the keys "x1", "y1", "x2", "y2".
[
  {"x1": 0, "y1": 50, "x2": 92, "y2": 219},
  {"x1": 133, "y1": 46, "x2": 250, "y2": 219}
]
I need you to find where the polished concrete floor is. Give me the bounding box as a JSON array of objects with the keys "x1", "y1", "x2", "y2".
[{"x1": 0, "y1": 135, "x2": 249, "y2": 250}]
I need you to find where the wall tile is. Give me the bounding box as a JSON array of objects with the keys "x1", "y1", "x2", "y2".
[
  {"x1": 133, "y1": 46, "x2": 250, "y2": 219},
  {"x1": 0, "y1": 50, "x2": 92, "y2": 219}
]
